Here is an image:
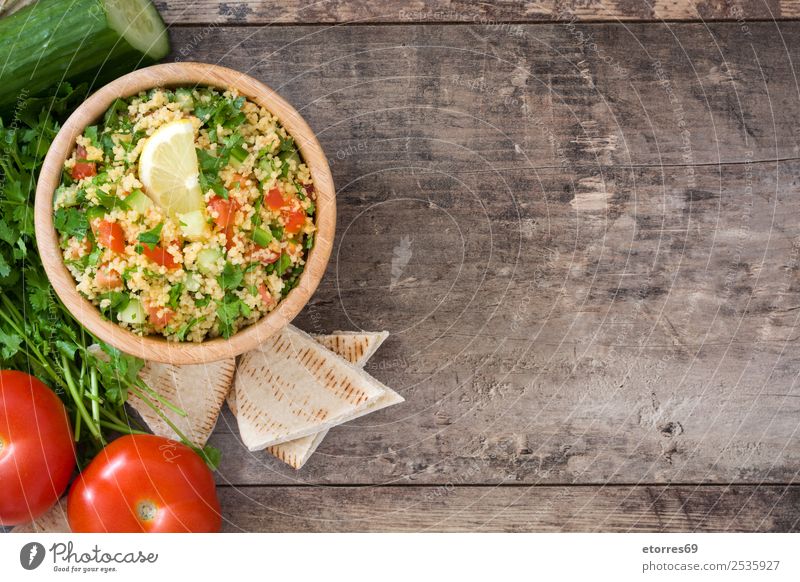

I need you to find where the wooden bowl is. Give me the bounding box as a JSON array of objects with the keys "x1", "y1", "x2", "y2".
[{"x1": 35, "y1": 62, "x2": 335, "y2": 364}]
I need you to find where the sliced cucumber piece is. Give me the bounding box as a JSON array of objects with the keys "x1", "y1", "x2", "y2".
[
  {"x1": 54, "y1": 185, "x2": 79, "y2": 208},
  {"x1": 126, "y1": 189, "x2": 154, "y2": 214},
  {"x1": 86, "y1": 206, "x2": 107, "y2": 223},
  {"x1": 229, "y1": 145, "x2": 248, "y2": 169},
  {"x1": 105, "y1": 0, "x2": 169, "y2": 60},
  {"x1": 174, "y1": 88, "x2": 194, "y2": 110},
  {"x1": 178, "y1": 209, "x2": 211, "y2": 242},
  {"x1": 251, "y1": 226, "x2": 272, "y2": 248},
  {"x1": 118, "y1": 298, "x2": 146, "y2": 324},
  {"x1": 184, "y1": 273, "x2": 202, "y2": 292},
  {"x1": 196, "y1": 248, "x2": 223, "y2": 275}
]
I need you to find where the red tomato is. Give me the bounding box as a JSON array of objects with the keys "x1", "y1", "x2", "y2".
[
  {"x1": 66, "y1": 238, "x2": 92, "y2": 260},
  {"x1": 265, "y1": 187, "x2": 284, "y2": 210},
  {"x1": 250, "y1": 247, "x2": 279, "y2": 265},
  {"x1": 145, "y1": 304, "x2": 175, "y2": 328},
  {"x1": 207, "y1": 196, "x2": 239, "y2": 229},
  {"x1": 71, "y1": 146, "x2": 96, "y2": 181},
  {"x1": 92, "y1": 220, "x2": 126, "y2": 254},
  {"x1": 0, "y1": 370, "x2": 76, "y2": 526},
  {"x1": 67, "y1": 435, "x2": 221, "y2": 533},
  {"x1": 223, "y1": 225, "x2": 237, "y2": 251},
  {"x1": 141, "y1": 244, "x2": 179, "y2": 270},
  {"x1": 95, "y1": 263, "x2": 122, "y2": 290},
  {"x1": 258, "y1": 283, "x2": 275, "y2": 307},
  {"x1": 283, "y1": 208, "x2": 306, "y2": 234},
  {"x1": 229, "y1": 172, "x2": 251, "y2": 187}
]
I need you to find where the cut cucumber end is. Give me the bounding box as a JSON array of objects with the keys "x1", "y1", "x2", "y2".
[{"x1": 104, "y1": 0, "x2": 170, "y2": 60}]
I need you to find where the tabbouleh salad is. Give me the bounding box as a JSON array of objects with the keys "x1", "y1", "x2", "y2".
[{"x1": 53, "y1": 86, "x2": 316, "y2": 342}]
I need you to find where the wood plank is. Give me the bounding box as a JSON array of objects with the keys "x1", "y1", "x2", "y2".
[
  {"x1": 157, "y1": 1, "x2": 800, "y2": 26},
  {"x1": 218, "y1": 485, "x2": 800, "y2": 532},
  {"x1": 169, "y1": 22, "x2": 800, "y2": 166},
  {"x1": 208, "y1": 160, "x2": 800, "y2": 485},
  {"x1": 164, "y1": 23, "x2": 800, "y2": 485}
]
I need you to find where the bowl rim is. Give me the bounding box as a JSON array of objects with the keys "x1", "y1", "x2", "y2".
[{"x1": 34, "y1": 62, "x2": 335, "y2": 365}]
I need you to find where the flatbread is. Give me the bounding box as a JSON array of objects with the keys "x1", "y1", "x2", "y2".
[
  {"x1": 227, "y1": 330, "x2": 393, "y2": 468},
  {"x1": 240, "y1": 330, "x2": 401, "y2": 468},
  {"x1": 11, "y1": 498, "x2": 70, "y2": 533},
  {"x1": 87, "y1": 345, "x2": 234, "y2": 447},
  {"x1": 130, "y1": 358, "x2": 236, "y2": 447},
  {"x1": 312, "y1": 330, "x2": 389, "y2": 368},
  {"x1": 267, "y1": 384, "x2": 404, "y2": 468},
  {"x1": 234, "y1": 325, "x2": 392, "y2": 451},
  {"x1": 226, "y1": 330, "x2": 388, "y2": 415}
]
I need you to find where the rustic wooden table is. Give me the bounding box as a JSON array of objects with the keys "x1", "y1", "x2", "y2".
[{"x1": 154, "y1": 0, "x2": 800, "y2": 532}]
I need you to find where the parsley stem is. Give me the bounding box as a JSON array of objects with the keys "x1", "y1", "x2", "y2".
[
  {"x1": 135, "y1": 378, "x2": 188, "y2": 417},
  {"x1": 62, "y1": 354, "x2": 102, "y2": 442},
  {"x1": 0, "y1": 295, "x2": 66, "y2": 391},
  {"x1": 98, "y1": 420, "x2": 147, "y2": 435},
  {"x1": 89, "y1": 367, "x2": 100, "y2": 425},
  {"x1": 74, "y1": 409, "x2": 82, "y2": 442},
  {"x1": 128, "y1": 385, "x2": 196, "y2": 448}
]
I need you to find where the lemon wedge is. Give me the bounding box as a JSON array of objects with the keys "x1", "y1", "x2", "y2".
[{"x1": 138, "y1": 120, "x2": 205, "y2": 217}]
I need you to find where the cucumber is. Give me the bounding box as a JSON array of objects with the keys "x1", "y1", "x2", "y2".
[
  {"x1": 0, "y1": 0, "x2": 169, "y2": 112},
  {"x1": 229, "y1": 145, "x2": 248, "y2": 169},
  {"x1": 196, "y1": 248, "x2": 222, "y2": 275},
  {"x1": 54, "y1": 185, "x2": 79, "y2": 208},
  {"x1": 184, "y1": 273, "x2": 201, "y2": 292},
  {"x1": 126, "y1": 189, "x2": 154, "y2": 214},
  {"x1": 251, "y1": 226, "x2": 272, "y2": 247},
  {"x1": 174, "y1": 88, "x2": 194, "y2": 110},
  {"x1": 178, "y1": 209, "x2": 210, "y2": 241},
  {"x1": 117, "y1": 298, "x2": 145, "y2": 324}
]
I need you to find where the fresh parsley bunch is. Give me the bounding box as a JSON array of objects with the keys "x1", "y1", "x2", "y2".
[{"x1": 0, "y1": 85, "x2": 219, "y2": 468}]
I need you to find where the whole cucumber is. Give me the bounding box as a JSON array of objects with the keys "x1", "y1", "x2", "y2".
[{"x1": 0, "y1": 0, "x2": 169, "y2": 112}]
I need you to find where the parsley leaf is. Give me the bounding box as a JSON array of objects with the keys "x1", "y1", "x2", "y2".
[
  {"x1": 54, "y1": 207, "x2": 89, "y2": 239},
  {"x1": 137, "y1": 223, "x2": 163, "y2": 250}
]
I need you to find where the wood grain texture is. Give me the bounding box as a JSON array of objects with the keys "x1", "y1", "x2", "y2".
[
  {"x1": 218, "y1": 485, "x2": 800, "y2": 532},
  {"x1": 156, "y1": 1, "x2": 800, "y2": 25},
  {"x1": 169, "y1": 23, "x2": 800, "y2": 498}
]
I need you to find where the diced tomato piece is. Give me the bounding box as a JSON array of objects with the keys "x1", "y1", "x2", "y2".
[
  {"x1": 230, "y1": 172, "x2": 252, "y2": 188},
  {"x1": 207, "y1": 196, "x2": 240, "y2": 229},
  {"x1": 223, "y1": 225, "x2": 237, "y2": 251},
  {"x1": 72, "y1": 162, "x2": 97, "y2": 181},
  {"x1": 71, "y1": 145, "x2": 96, "y2": 180},
  {"x1": 145, "y1": 304, "x2": 175, "y2": 328},
  {"x1": 265, "y1": 187, "x2": 284, "y2": 210},
  {"x1": 95, "y1": 264, "x2": 122, "y2": 290},
  {"x1": 141, "y1": 244, "x2": 179, "y2": 270},
  {"x1": 92, "y1": 220, "x2": 126, "y2": 253},
  {"x1": 250, "y1": 247, "x2": 278, "y2": 265},
  {"x1": 67, "y1": 238, "x2": 92, "y2": 260},
  {"x1": 258, "y1": 283, "x2": 275, "y2": 307},
  {"x1": 283, "y1": 208, "x2": 306, "y2": 234}
]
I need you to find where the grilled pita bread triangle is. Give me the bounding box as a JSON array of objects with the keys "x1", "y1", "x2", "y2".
[
  {"x1": 266, "y1": 384, "x2": 404, "y2": 469},
  {"x1": 131, "y1": 358, "x2": 236, "y2": 447},
  {"x1": 86, "y1": 345, "x2": 235, "y2": 447},
  {"x1": 312, "y1": 330, "x2": 389, "y2": 368},
  {"x1": 234, "y1": 325, "x2": 394, "y2": 451},
  {"x1": 11, "y1": 498, "x2": 70, "y2": 533},
  {"x1": 228, "y1": 329, "x2": 401, "y2": 468},
  {"x1": 226, "y1": 330, "x2": 388, "y2": 415}
]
